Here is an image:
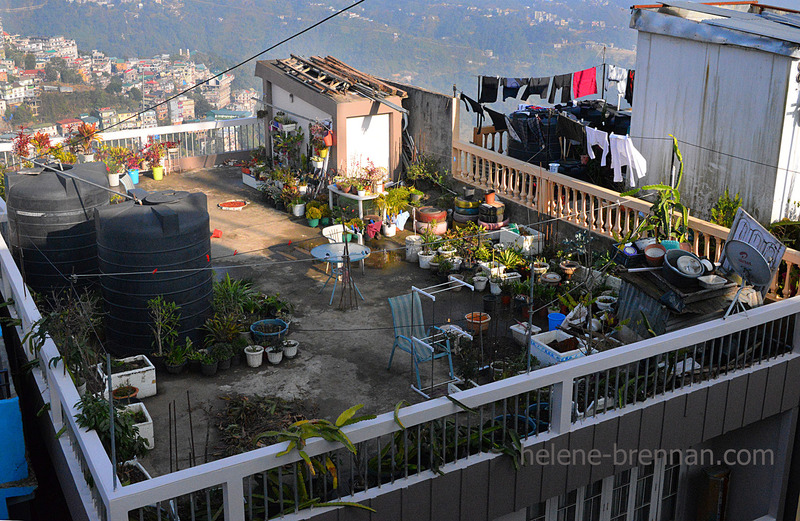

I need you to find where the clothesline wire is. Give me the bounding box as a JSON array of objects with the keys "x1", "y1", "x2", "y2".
[{"x1": 71, "y1": 194, "x2": 649, "y2": 279}]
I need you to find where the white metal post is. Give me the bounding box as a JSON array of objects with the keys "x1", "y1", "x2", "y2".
[{"x1": 550, "y1": 379, "x2": 573, "y2": 434}]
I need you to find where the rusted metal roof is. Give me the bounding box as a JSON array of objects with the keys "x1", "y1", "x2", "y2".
[{"x1": 272, "y1": 55, "x2": 406, "y2": 100}]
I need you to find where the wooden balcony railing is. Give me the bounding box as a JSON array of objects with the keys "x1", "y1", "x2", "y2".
[{"x1": 452, "y1": 139, "x2": 800, "y2": 300}]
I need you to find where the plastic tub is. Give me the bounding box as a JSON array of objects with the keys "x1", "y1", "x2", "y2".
[
  {"x1": 465, "y1": 312, "x2": 491, "y2": 333},
  {"x1": 547, "y1": 312, "x2": 566, "y2": 331},
  {"x1": 250, "y1": 319, "x2": 288, "y2": 346},
  {"x1": 405, "y1": 235, "x2": 422, "y2": 262}
]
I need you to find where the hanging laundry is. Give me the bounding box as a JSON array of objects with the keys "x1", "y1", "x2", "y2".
[
  {"x1": 607, "y1": 65, "x2": 627, "y2": 97},
  {"x1": 556, "y1": 115, "x2": 585, "y2": 145},
  {"x1": 485, "y1": 108, "x2": 508, "y2": 130},
  {"x1": 572, "y1": 67, "x2": 598, "y2": 99},
  {"x1": 502, "y1": 77, "x2": 524, "y2": 101},
  {"x1": 624, "y1": 70, "x2": 636, "y2": 105},
  {"x1": 479, "y1": 76, "x2": 499, "y2": 103},
  {"x1": 505, "y1": 116, "x2": 521, "y2": 142},
  {"x1": 522, "y1": 77, "x2": 550, "y2": 101},
  {"x1": 585, "y1": 126, "x2": 610, "y2": 166},
  {"x1": 460, "y1": 93, "x2": 484, "y2": 115},
  {"x1": 548, "y1": 74, "x2": 572, "y2": 104},
  {"x1": 609, "y1": 134, "x2": 647, "y2": 187}
]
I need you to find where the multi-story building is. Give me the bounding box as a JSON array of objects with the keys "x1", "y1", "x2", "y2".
[
  {"x1": 200, "y1": 72, "x2": 233, "y2": 109},
  {"x1": 167, "y1": 95, "x2": 195, "y2": 124},
  {"x1": 140, "y1": 109, "x2": 157, "y2": 128},
  {"x1": 55, "y1": 117, "x2": 81, "y2": 136},
  {"x1": 92, "y1": 107, "x2": 118, "y2": 130}
]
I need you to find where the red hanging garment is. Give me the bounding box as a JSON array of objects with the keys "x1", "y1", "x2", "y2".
[{"x1": 573, "y1": 67, "x2": 598, "y2": 99}]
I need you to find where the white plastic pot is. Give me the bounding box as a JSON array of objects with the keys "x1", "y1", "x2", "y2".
[
  {"x1": 383, "y1": 222, "x2": 397, "y2": 237},
  {"x1": 292, "y1": 203, "x2": 306, "y2": 217},
  {"x1": 418, "y1": 252, "x2": 435, "y2": 269},
  {"x1": 405, "y1": 235, "x2": 422, "y2": 262},
  {"x1": 267, "y1": 349, "x2": 283, "y2": 365},
  {"x1": 107, "y1": 172, "x2": 120, "y2": 187},
  {"x1": 283, "y1": 340, "x2": 299, "y2": 358},
  {"x1": 490, "y1": 281, "x2": 502, "y2": 295},
  {"x1": 473, "y1": 276, "x2": 488, "y2": 291},
  {"x1": 245, "y1": 345, "x2": 264, "y2": 368}
]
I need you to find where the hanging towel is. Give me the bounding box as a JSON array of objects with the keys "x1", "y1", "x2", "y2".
[
  {"x1": 522, "y1": 77, "x2": 550, "y2": 100},
  {"x1": 609, "y1": 134, "x2": 647, "y2": 187},
  {"x1": 505, "y1": 116, "x2": 521, "y2": 142},
  {"x1": 548, "y1": 74, "x2": 572, "y2": 104},
  {"x1": 572, "y1": 67, "x2": 598, "y2": 99},
  {"x1": 585, "y1": 126, "x2": 609, "y2": 166},
  {"x1": 365, "y1": 220, "x2": 382, "y2": 239},
  {"x1": 479, "y1": 76, "x2": 499, "y2": 103},
  {"x1": 607, "y1": 65, "x2": 627, "y2": 97},
  {"x1": 502, "y1": 77, "x2": 524, "y2": 101},
  {"x1": 485, "y1": 108, "x2": 508, "y2": 130},
  {"x1": 395, "y1": 211, "x2": 410, "y2": 231},
  {"x1": 625, "y1": 70, "x2": 636, "y2": 105},
  {"x1": 460, "y1": 93, "x2": 484, "y2": 114}
]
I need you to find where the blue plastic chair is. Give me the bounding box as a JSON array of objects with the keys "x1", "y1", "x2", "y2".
[{"x1": 387, "y1": 292, "x2": 454, "y2": 389}]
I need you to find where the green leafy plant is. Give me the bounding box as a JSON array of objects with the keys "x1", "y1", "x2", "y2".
[
  {"x1": 165, "y1": 338, "x2": 192, "y2": 366},
  {"x1": 621, "y1": 135, "x2": 689, "y2": 242},
  {"x1": 147, "y1": 296, "x2": 180, "y2": 357},
  {"x1": 76, "y1": 394, "x2": 149, "y2": 463},
  {"x1": 305, "y1": 206, "x2": 322, "y2": 219},
  {"x1": 710, "y1": 189, "x2": 741, "y2": 228},
  {"x1": 213, "y1": 273, "x2": 255, "y2": 318},
  {"x1": 202, "y1": 314, "x2": 243, "y2": 346}
]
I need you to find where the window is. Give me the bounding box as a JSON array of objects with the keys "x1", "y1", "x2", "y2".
[
  {"x1": 556, "y1": 489, "x2": 578, "y2": 521},
  {"x1": 659, "y1": 458, "x2": 681, "y2": 521},
  {"x1": 582, "y1": 480, "x2": 604, "y2": 521}
]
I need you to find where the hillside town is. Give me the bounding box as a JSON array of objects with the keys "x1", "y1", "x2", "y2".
[{"x1": 0, "y1": 17, "x2": 257, "y2": 138}]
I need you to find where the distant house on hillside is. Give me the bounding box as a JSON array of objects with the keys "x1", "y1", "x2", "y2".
[
  {"x1": 255, "y1": 55, "x2": 407, "y2": 179},
  {"x1": 55, "y1": 118, "x2": 81, "y2": 136}
]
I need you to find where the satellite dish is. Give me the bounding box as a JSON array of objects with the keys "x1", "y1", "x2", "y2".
[{"x1": 723, "y1": 240, "x2": 772, "y2": 318}]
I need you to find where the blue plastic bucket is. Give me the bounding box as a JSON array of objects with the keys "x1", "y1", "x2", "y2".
[
  {"x1": 250, "y1": 319, "x2": 288, "y2": 346},
  {"x1": 547, "y1": 312, "x2": 565, "y2": 331},
  {"x1": 128, "y1": 168, "x2": 140, "y2": 184}
]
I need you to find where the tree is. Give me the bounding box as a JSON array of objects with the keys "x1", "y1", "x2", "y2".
[
  {"x1": 61, "y1": 69, "x2": 82, "y2": 84},
  {"x1": 128, "y1": 87, "x2": 142, "y2": 102},
  {"x1": 105, "y1": 80, "x2": 122, "y2": 94},
  {"x1": 191, "y1": 93, "x2": 212, "y2": 119},
  {"x1": 44, "y1": 63, "x2": 60, "y2": 82},
  {"x1": 11, "y1": 104, "x2": 35, "y2": 125},
  {"x1": 24, "y1": 53, "x2": 36, "y2": 71}
]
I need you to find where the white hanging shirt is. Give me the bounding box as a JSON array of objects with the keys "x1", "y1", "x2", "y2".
[
  {"x1": 609, "y1": 134, "x2": 647, "y2": 187},
  {"x1": 585, "y1": 127, "x2": 610, "y2": 166},
  {"x1": 607, "y1": 65, "x2": 627, "y2": 97}
]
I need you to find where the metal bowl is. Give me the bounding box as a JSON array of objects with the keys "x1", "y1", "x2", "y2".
[{"x1": 662, "y1": 249, "x2": 704, "y2": 288}]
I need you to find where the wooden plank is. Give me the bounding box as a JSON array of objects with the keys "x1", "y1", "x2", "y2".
[
  {"x1": 615, "y1": 409, "x2": 642, "y2": 473},
  {"x1": 539, "y1": 435, "x2": 570, "y2": 500},
  {"x1": 660, "y1": 395, "x2": 688, "y2": 450},
  {"x1": 763, "y1": 362, "x2": 787, "y2": 418},
  {"x1": 743, "y1": 369, "x2": 768, "y2": 426},
  {"x1": 487, "y1": 456, "x2": 517, "y2": 520},
  {"x1": 460, "y1": 460, "x2": 490, "y2": 521},
  {"x1": 723, "y1": 374, "x2": 748, "y2": 433},
  {"x1": 589, "y1": 418, "x2": 618, "y2": 484},
  {"x1": 781, "y1": 357, "x2": 800, "y2": 412},
  {"x1": 370, "y1": 490, "x2": 402, "y2": 521},
  {"x1": 703, "y1": 381, "x2": 728, "y2": 440},
  {"x1": 683, "y1": 388, "x2": 708, "y2": 447},
  {"x1": 319, "y1": 55, "x2": 405, "y2": 96},
  {"x1": 566, "y1": 426, "x2": 594, "y2": 492},
  {"x1": 638, "y1": 401, "x2": 665, "y2": 449},
  {"x1": 514, "y1": 442, "x2": 543, "y2": 511},
  {"x1": 401, "y1": 479, "x2": 431, "y2": 521},
  {"x1": 431, "y1": 470, "x2": 461, "y2": 521}
]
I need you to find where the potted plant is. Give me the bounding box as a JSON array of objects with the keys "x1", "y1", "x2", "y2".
[
  {"x1": 489, "y1": 276, "x2": 503, "y2": 295},
  {"x1": 212, "y1": 343, "x2": 234, "y2": 371},
  {"x1": 305, "y1": 206, "x2": 322, "y2": 227},
  {"x1": 164, "y1": 338, "x2": 191, "y2": 375},
  {"x1": 320, "y1": 205, "x2": 332, "y2": 226},
  {"x1": 200, "y1": 351, "x2": 218, "y2": 377},
  {"x1": 291, "y1": 197, "x2": 306, "y2": 217},
  {"x1": 124, "y1": 150, "x2": 143, "y2": 184},
  {"x1": 187, "y1": 348, "x2": 204, "y2": 373},
  {"x1": 76, "y1": 394, "x2": 149, "y2": 467},
  {"x1": 244, "y1": 345, "x2": 264, "y2": 367},
  {"x1": 376, "y1": 187, "x2": 411, "y2": 236},
  {"x1": 310, "y1": 155, "x2": 324, "y2": 169},
  {"x1": 267, "y1": 344, "x2": 284, "y2": 365},
  {"x1": 472, "y1": 274, "x2": 488, "y2": 291},
  {"x1": 74, "y1": 122, "x2": 103, "y2": 162},
  {"x1": 282, "y1": 339, "x2": 299, "y2": 358},
  {"x1": 147, "y1": 296, "x2": 180, "y2": 369},
  {"x1": 140, "y1": 138, "x2": 179, "y2": 181},
  {"x1": 111, "y1": 385, "x2": 139, "y2": 405},
  {"x1": 356, "y1": 182, "x2": 367, "y2": 197}
]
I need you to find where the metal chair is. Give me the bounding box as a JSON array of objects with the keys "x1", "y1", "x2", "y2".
[{"x1": 387, "y1": 292, "x2": 454, "y2": 390}]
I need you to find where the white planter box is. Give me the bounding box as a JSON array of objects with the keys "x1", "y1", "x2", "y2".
[
  {"x1": 124, "y1": 402, "x2": 154, "y2": 450},
  {"x1": 499, "y1": 226, "x2": 543, "y2": 255},
  {"x1": 510, "y1": 322, "x2": 542, "y2": 346},
  {"x1": 242, "y1": 173, "x2": 265, "y2": 189},
  {"x1": 98, "y1": 355, "x2": 157, "y2": 399},
  {"x1": 529, "y1": 330, "x2": 592, "y2": 366},
  {"x1": 477, "y1": 261, "x2": 505, "y2": 278}
]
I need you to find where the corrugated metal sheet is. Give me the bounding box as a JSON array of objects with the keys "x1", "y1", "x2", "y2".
[
  {"x1": 616, "y1": 280, "x2": 671, "y2": 337},
  {"x1": 706, "y1": 17, "x2": 800, "y2": 45}
]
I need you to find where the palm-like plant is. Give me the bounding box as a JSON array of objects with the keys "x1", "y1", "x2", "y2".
[
  {"x1": 621, "y1": 135, "x2": 689, "y2": 242},
  {"x1": 74, "y1": 122, "x2": 102, "y2": 154}
]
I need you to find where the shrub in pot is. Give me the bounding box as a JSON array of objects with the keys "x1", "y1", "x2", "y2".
[
  {"x1": 200, "y1": 352, "x2": 218, "y2": 377},
  {"x1": 164, "y1": 338, "x2": 191, "y2": 375},
  {"x1": 76, "y1": 394, "x2": 148, "y2": 467},
  {"x1": 267, "y1": 345, "x2": 284, "y2": 365},
  {"x1": 282, "y1": 339, "x2": 299, "y2": 359},
  {"x1": 244, "y1": 345, "x2": 264, "y2": 368},
  {"x1": 213, "y1": 343, "x2": 234, "y2": 371}
]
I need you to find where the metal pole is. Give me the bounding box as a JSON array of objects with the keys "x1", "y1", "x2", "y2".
[
  {"x1": 106, "y1": 354, "x2": 118, "y2": 490},
  {"x1": 601, "y1": 46, "x2": 606, "y2": 100},
  {"x1": 527, "y1": 258, "x2": 534, "y2": 373}
]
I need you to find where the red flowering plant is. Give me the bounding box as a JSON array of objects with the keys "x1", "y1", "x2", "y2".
[
  {"x1": 31, "y1": 131, "x2": 52, "y2": 157},
  {"x1": 124, "y1": 151, "x2": 143, "y2": 170},
  {"x1": 12, "y1": 127, "x2": 33, "y2": 163},
  {"x1": 140, "y1": 138, "x2": 180, "y2": 168},
  {"x1": 96, "y1": 146, "x2": 128, "y2": 176}
]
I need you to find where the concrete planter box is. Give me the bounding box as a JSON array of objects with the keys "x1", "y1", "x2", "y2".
[
  {"x1": 98, "y1": 355, "x2": 157, "y2": 399},
  {"x1": 499, "y1": 226, "x2": 543, "y2": 255},
  {"x1": 529, "y1": 330, "x2": 592, "y2": 366},
  {"x1": 510, "y1": 322, "x2": 542, "y2": 346},
  {"x1": 124, "y1": 402, "x2": 154, "y2": 450},
  {"x1": 242, "y1": 173, "x2": 265, "y2": 189}
]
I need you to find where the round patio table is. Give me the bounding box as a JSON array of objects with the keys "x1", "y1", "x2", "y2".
[{"x1": 310, "y1": 243, "x2": 371, "y2": 305}]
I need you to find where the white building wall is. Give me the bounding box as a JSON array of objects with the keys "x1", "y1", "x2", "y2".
[
  {"x1": 631, "y1": 32, "x2": 791, "y2": 224},
  {"x1": 346, "y1": 114, "x2": 390, "y2": 171},
  {"x1": 774, "y1": 58, "x2": 800, "y2": 222}
]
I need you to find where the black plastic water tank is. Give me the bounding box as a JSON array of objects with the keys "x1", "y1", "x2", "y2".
[
  {"x1": 95, "y1": 190, "x2": 212, "y2": 356},
  {"x1": 4, "y1": 162, "x2": 110, "y2": 295}
]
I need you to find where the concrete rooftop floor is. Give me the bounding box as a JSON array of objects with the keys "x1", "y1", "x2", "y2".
[{"x1": 133, "y1": 166, "x2": 522, "y2": 477}]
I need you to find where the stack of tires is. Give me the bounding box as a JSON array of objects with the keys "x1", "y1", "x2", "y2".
[
  {"x1": 479, "y1": 201, "x2": 510, "y2": 230},
  {"x1": 415, "y1": 206, "x2": 448, "y2": 234},
  {"x1": 453, "y1": 195, "x2": 480, "y2": 228}
]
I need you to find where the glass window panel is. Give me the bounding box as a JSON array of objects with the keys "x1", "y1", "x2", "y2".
[
  {"x1": 582, "y1": 480, "x2": 603, "y2": 521},
  {"x1": 527, "y1": 501, "x2": 546, "y2": 521}
]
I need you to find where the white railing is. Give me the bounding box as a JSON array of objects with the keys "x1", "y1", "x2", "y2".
[
  {"x1": 0, "y1": 117, "x2": 264, "y2": 166},
  {"x1": 1, "y1": 171, "x2": 798, "y2": 518}
]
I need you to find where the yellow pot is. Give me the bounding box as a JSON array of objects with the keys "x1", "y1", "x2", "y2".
[
  {"x1": 152, "y1": 166, "x2": 164, "y2": 181},
  {"x1": 319, "y1": 147, "x2": 329, "y2": 158}
]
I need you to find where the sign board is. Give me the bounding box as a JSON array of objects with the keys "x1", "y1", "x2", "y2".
[{"x1": 718, "y1": 208, "x2": 785, "y2": 296}]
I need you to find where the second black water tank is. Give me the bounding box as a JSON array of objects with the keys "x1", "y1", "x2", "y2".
[{"x1": 95, "y1": 190, "x2": 212, "y2": 356}]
